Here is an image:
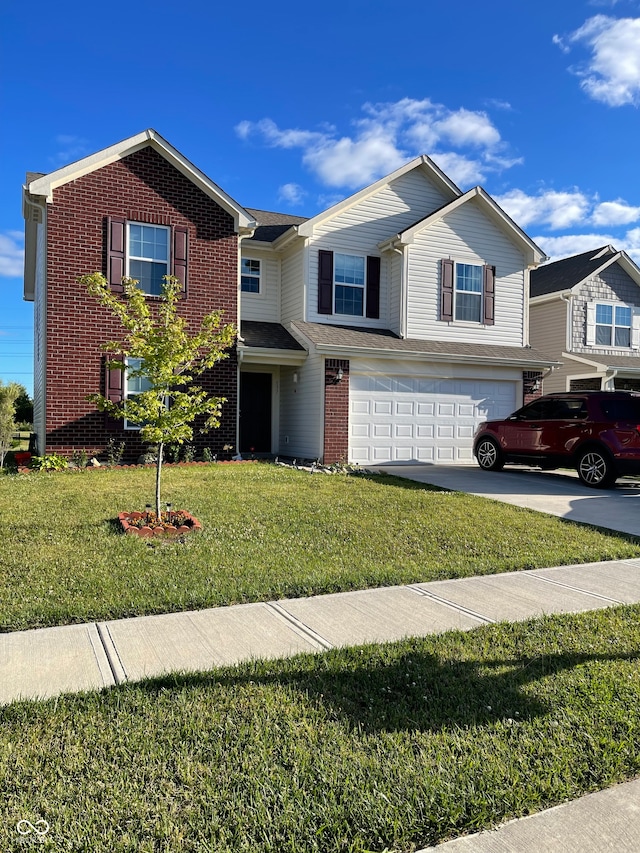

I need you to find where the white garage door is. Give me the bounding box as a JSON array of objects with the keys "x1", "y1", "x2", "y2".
[{"x1": 349, "y1": 375, "x2": 517, "y2": 464}]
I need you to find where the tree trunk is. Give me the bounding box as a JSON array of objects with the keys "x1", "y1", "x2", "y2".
[{"x1": 155, "y1": 442, "x2": 164, "y2": 519}]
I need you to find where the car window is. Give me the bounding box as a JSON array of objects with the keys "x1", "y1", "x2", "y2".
[
  {"x1": 548, "y1": 399, "x2": 588, "y2": 420},
  {"x1": 600, "y1": 397, "x2": 640, "y2": 422},
  {"x1": 512, "y1": 400, "x2": 549, "y2": 420}
]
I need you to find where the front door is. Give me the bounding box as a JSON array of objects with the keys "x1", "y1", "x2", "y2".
[{"x1": 240, "y1": 372, "x2": 272, "y2": 453}]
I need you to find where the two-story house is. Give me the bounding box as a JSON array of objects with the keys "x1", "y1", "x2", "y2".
[
  {"x1": 530, "y1": 246, "x2": 640, "y2": 393},
  {"x1": 23, "y1": 129, "x2": 553, "y2": 465}
]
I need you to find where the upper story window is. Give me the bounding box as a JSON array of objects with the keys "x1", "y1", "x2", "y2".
[
  {"x1": 127, "y1": 224, "x2": 170, "y2": 296},
  {"x1": 595, "y1": 303, "x2": 631, "y2": 347},
  {"x1": 334, "y1": 253, "x2": 365, "y2": 316},
  {"x1": 241, "y1": 258, "x2": 261, "y2": 293},
  {"x1": 440, "y1": 259, "x2": 495, "y2": 326},
  {"x1": 455, "y1": 263, "x2": 483, "y2": 322}
]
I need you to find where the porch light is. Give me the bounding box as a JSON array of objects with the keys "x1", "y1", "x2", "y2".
[{"x1": 334, "y1": 367, "x2": 344, "y2": 384}]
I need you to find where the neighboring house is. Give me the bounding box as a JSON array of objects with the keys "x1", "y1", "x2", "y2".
[
  {"x1": 530, "y1": 246, "x2": 640, "y2": 394},
  {"x1": 23, "y1": 129, "x2": 554, "y2": 465}
]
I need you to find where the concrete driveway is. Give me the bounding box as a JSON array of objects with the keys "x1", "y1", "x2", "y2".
[{"x1": 370, "y1": 463, "x2": 640, "y2": 538}]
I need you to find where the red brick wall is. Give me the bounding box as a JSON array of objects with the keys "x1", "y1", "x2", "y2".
[
  {"x1": 323, "y1": 359, "x2": 350, "y2": 463},
  {"x1": 44, "y1": 146, "x2": 238, "y2": 461},
  {"x1": 523, "y1": 370, "x2": 544, "y2": 406}
]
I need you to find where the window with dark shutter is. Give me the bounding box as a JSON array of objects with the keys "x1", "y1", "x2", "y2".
[
  {"x1": 108, "y1": 217, "x2": 126, "y2": 293},
  {"x1": 318, "y1": 250, "x2": 333, "y2": 314},
  {"x1": 172, "y1": 226, "x2": 188, "y2": 294},
  {"x1": 104, "y1": 354, "x2": 124, "y2": 432},
  {"x1": 366, "y1": 256, "x2": 380, "y2": 319},
  {"x1": 483, "y1": 264, "x2": 495, "y2": 326},
  {"x1": 440, "y1": 259, "x2": 454, "y2": 321}
]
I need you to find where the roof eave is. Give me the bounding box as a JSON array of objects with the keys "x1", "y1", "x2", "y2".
[{"x1": 27, "y1": 128, "x2": 256, "y2": 232}]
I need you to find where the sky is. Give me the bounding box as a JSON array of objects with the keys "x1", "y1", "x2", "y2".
[{"x1": 2, "y1": 0, "x2": 640, "y2": 395}]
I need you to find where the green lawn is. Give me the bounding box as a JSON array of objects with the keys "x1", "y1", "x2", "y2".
[
  {"x1": 1, "y1": 462, "x2": 639, "y2": 632},
  {"x1": 2, "y1": 606, "x2": 639, "y2": 852}
]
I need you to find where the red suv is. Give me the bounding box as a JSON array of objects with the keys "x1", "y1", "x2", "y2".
[{"x1": 473, "y1": 391, "x2": 640, "y2": 488}]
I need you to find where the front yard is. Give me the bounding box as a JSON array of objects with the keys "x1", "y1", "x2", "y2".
[
  {"x1": 1, "y1": 462, "x2": 639, "y2": 632},
  {"x1": 2, "y1": 463, "x2": 640, "y2": 851}
]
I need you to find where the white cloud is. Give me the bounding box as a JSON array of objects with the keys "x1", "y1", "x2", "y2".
[
  {"x1": 277, "y1": 183, "x2": 306, "y2": 205},
  {"x1": 237, "y1": 97, "x2": 516, "y2": 190},
  {"x1": 495, "y1": 189, "x2": 591, "y2": 229},
  {"x1": 0, "y1": 232, "x2": 24, "y2": 278},
  {"x1": 430, "y1": 152, "x2": 487, "y2": 187},
  {"x1": 534, "y1": 233, "x2": 617, "y2": 261},
  {"x1": 557, "y1": 15, "x2": 640, "y2": 106},
  {"x1": 592, "y1": 199, "x2": 640, "y2": 225},
  {"x1": 50, "y1": 134, "x2": 91, "y2": 165}
]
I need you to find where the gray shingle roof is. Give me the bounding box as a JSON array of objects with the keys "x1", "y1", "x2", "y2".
[
  {"x1": 240, "y1": 321, "x2": 306, "y2": 351},
  {"x1": 530, "y1": 247, "x2": 616, "y2": 297},
  {"x1": 292, "y1": 321, "x2": 555, "y2": 366},
  {"x1": 244, "y1": 208, "x2": 308, "y2": 243}
]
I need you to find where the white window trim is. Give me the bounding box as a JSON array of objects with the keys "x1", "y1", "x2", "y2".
[
  {"x1": 241, "y1": 258, "x2": 261, "y2": 294},
  {"x1": 586, "y1": 300, "x2": 639, "y2": 349},
  {"x1": 126, "y1": 222, "x2": 171, "y2": 296},
  {"x1": 453, "y1": 261, "x2": 483, "y2": 324},
  {"x1": 333, "y1": 252, "x2": 366, "y2": 317}
]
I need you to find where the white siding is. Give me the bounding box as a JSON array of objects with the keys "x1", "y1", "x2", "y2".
[
  {"x1": 280, "y1": 244, "x2": 305, "y2": 324},
  {"x1": 307, "y1": 170, "x2": 450, "y2": 328},
  {"x1": 240, "y1": 248, "x2": 280, "y2": 323},
  {"x1": 389, "y1": 252, "x2": 402, "y2": 337},
  {"x1": 278, "y1": 354, "x2": 324, "y2": 459},
  {"x1": 405, "y1": 199, "x2": 526, "y2": 346}
]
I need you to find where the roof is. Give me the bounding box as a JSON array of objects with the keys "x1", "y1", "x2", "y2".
[
  {"x1": 239, "y1": 321, "x2": 306, "y2": 351},
  {"x1": 565, "y1": 352, "x2": 640, "y2": 373},
  {"x1": 244, "y1": 209, "x2": 308, "y2": 244},
  {"x1": 530, "y1": 246, "x2": 619, "y2": 297},
  {"x1": 292, "y1": 321, "x2": 557, "y2": 368},
  {"x1": 24, "y1": 129, "x2": 255, "y2": 231},
  {"x1": 380, "y1": 186, "x2": 547, "y2": 266}
]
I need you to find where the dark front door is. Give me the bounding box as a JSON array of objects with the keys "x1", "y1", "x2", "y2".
[{"x1": 240, "y1": 372, "x2": 272, "y2": 453}]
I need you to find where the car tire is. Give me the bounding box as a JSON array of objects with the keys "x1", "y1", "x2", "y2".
[
  {"x1": 475, "y1": 437, "x2": 504, "y2": 471},
  {"x1": 576, "y1": 447, "x2": 617, "y2": 488}
]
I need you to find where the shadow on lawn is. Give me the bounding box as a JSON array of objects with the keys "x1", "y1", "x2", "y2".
[{"x1": 142, "y1": 645, "x2": 640, "y2": 733}]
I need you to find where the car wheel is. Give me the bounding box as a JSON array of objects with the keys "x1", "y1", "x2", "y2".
[
  {"x1": 576, "y1": 448, "x2": 617, "y2": 488},
  {"x1": 475, "y1": 438, "x2": 504, "y2": 471}
]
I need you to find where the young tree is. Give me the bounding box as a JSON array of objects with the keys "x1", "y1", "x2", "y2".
[
  {"x1": 0, "y1": 381, "x2": 21, "y2": 468},
  {"x1": 13, "y1": 386, "x2": 34, "y2": 426},
  {"x1": 81, "y1": 273, "x2": 236, "y2": 517}
]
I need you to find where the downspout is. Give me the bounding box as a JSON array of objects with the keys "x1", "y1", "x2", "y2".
[
  {"x1": 604, "y1": 369, "x2": 618, "y2": 391},
  {"x1": 24, "y1": 192, "x2": 48, "y2": 454}
]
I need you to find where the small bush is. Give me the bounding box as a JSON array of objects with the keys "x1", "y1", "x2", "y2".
[
  {"x1": 31, "y1": 454, "x2": 67, "y2": 471},
  {"x1": 105, "y1": 439, "x2": 125, "y2": 467}
]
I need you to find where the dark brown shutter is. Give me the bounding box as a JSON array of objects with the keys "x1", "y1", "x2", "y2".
[
  {"x1": 108, "y1": 217, "x2": 126, "y2": 292},
  {"x1": 318, "y1": 250, "x2": 333, "y2": 314},
  {"x1": 483, "y1": 264, "x2": 495, "y2": 325},
  {"x1": 366, "y1": 256, "x2": 380, "y2": 319},
  {"x1": 172, "y1": 225, "x2": 188, "y2": 294},
  {"x1": 440, "y1": 258, "x2": 454, "y2": 321},
  {"x1": 104, "y1": 355, "x2": 124, "y2": 432}
]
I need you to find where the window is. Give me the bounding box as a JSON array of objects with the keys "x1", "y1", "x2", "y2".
[
  {"x1": 241, "y1": 258, "x2": 261, "y2": 293},
  {"x1": 440, "y1": 259, "x2": 494, "y2": 325},
  {"x1": 124, "y1": 358, "x2": 152, "y2": 430},
  {"x1": 127, "y1": 223, "x2": 170, "y2": 296},
  {"x1": 455, "y1": 263, "x2": 483, "y2": 322},
  {"x1": 595, "y1": 303, "x2": 631, "y2": 347},
  {"x1": 334, "y1": 253, "x2": 365, "y2": 316}
]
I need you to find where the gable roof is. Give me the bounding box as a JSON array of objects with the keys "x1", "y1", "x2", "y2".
[
  {"x1": 296, "y1": 155, "x2": 462, "y2": 238},
  {"x1": 529, "y1": 246, "x2": 640, "y2": 297},
  {"x1": 24, "y1": 129, "x2": 256, "y2": 232},
  {"x1": 378, "y1": 186, "x2": 547, "y2": 266}
]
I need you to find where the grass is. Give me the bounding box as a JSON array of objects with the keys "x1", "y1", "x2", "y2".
[
  {"x1": 1, "y1": 462, "x2": 639, "y2": 632},
  {"x1": 1, "y1": 605, "x2": 639, "y2": 852}
]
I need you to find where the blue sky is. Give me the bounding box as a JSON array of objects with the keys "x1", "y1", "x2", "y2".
[{"x1": 3, "y1": 0, "x2": 640, "y2": 395}]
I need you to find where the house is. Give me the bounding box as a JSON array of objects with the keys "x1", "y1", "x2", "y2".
[
  {"x1": 530, "y1": 246, "x2": 640, "y2": 394},
  {"x1": 23, "y1": 129, "x2": 554, "y2": 465}
]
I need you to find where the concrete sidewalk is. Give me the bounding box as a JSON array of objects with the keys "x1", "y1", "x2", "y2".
[{"x1": 3, "y1": 557, "x2": 640, "y2": 851}]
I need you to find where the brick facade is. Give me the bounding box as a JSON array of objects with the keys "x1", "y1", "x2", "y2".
[
  {"x1": 44, "y1": 147, "x2": 238, "y2": 461},
  {"x1": 522, "y1": 370, "x2": 544, "y2": 406},
  {"x1": 323, "y1": 359, "x2": 350, "y2": 463}
]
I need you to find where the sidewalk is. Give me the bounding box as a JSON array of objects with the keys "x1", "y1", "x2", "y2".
[{"x1": 3, "y1": 557, "x2": 640, "y2": 851}]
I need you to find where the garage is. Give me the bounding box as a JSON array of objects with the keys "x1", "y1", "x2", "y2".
[{"x1": 349, "y1": 375, "x2": 517, "y2": 464}]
